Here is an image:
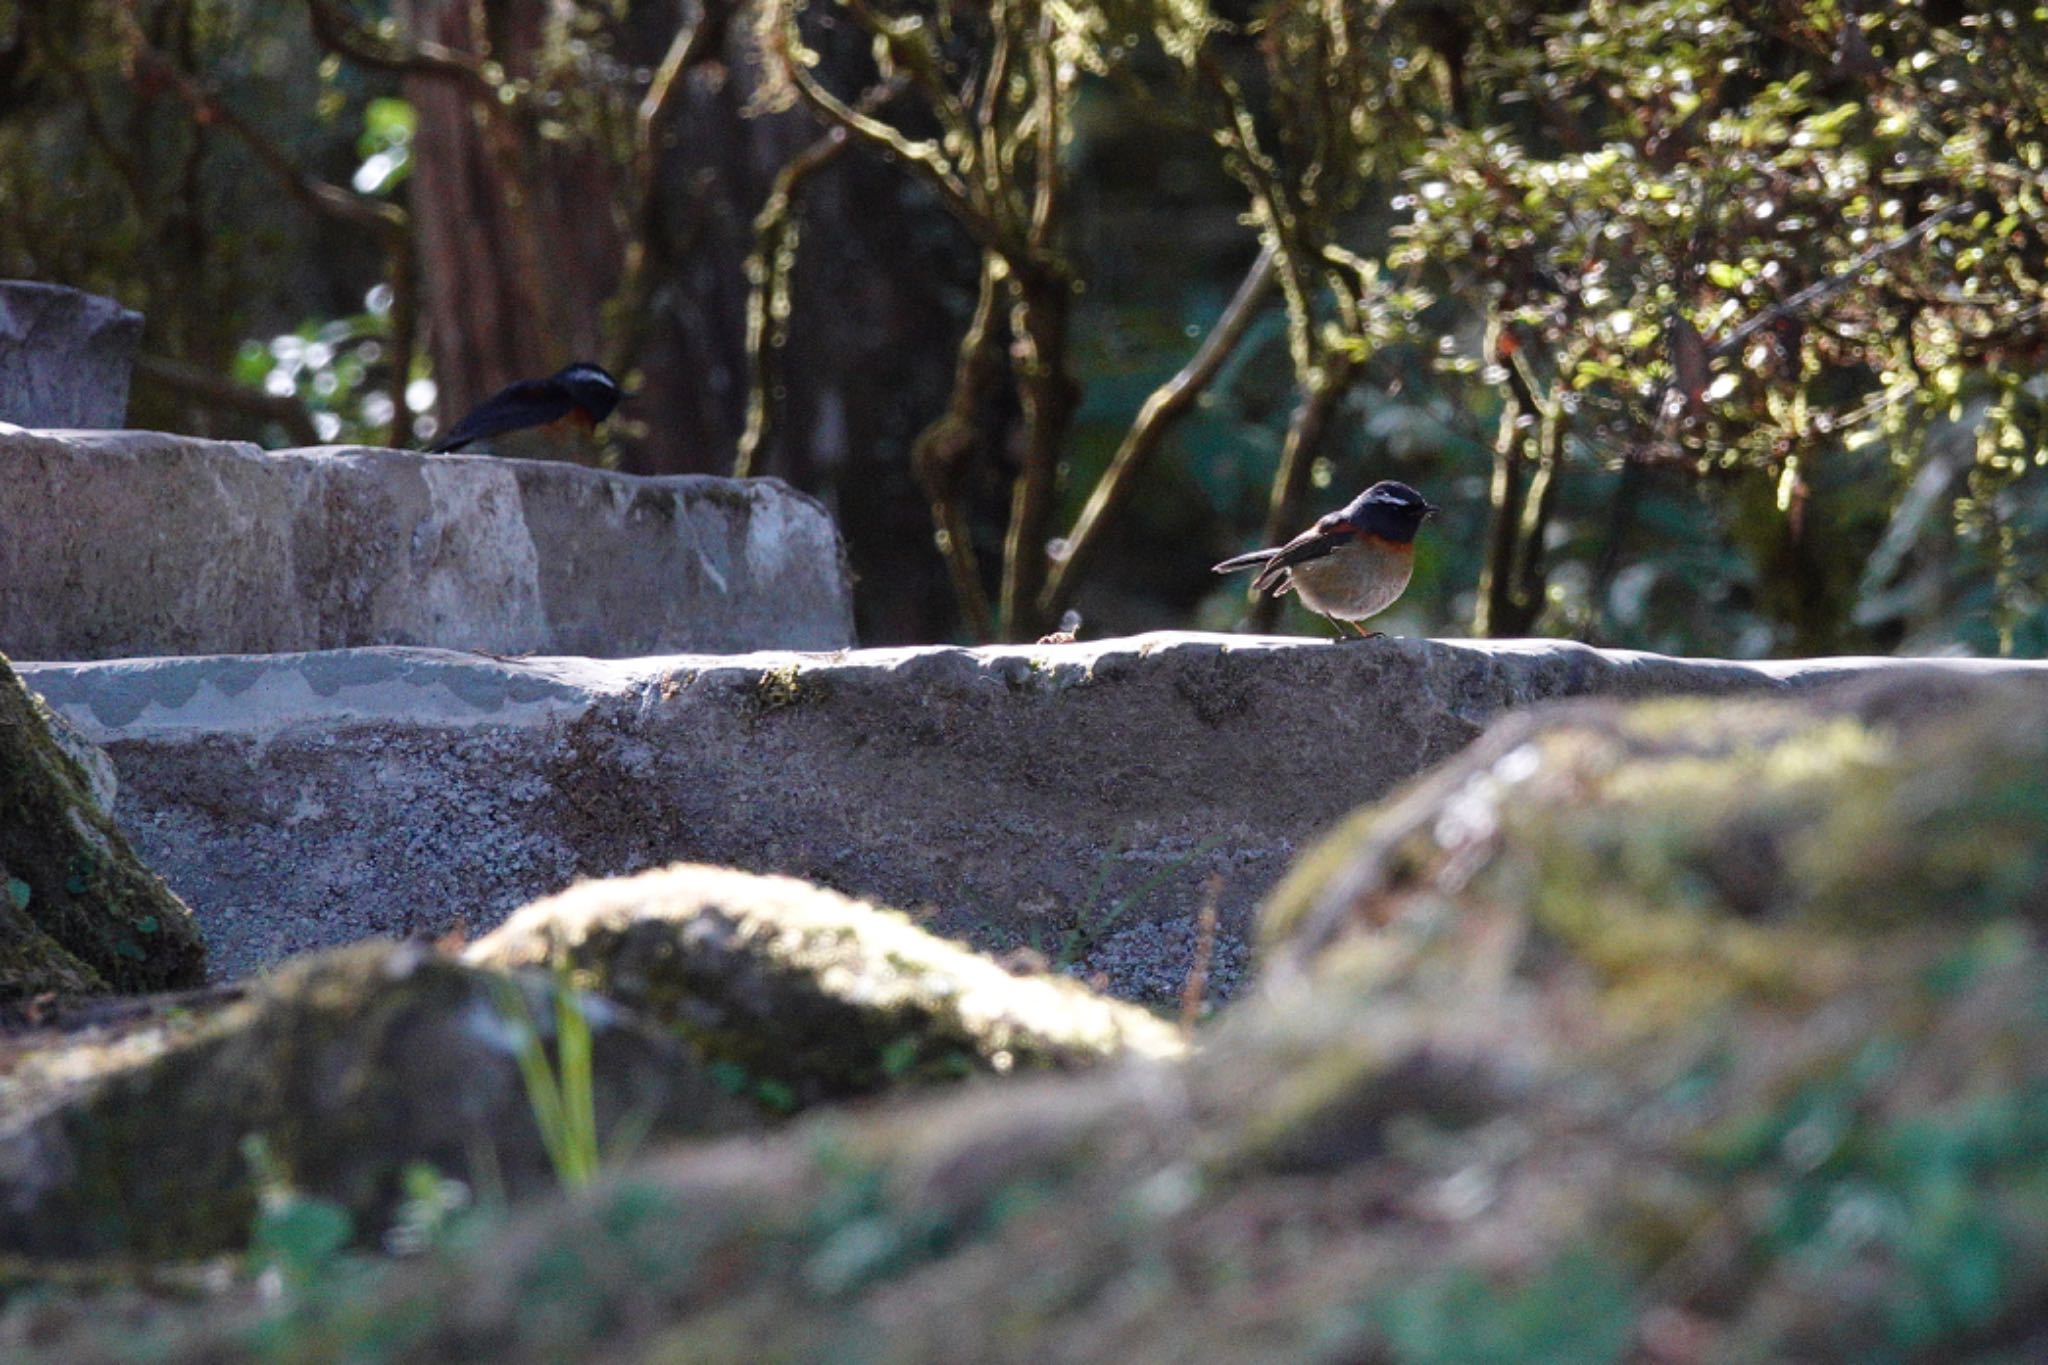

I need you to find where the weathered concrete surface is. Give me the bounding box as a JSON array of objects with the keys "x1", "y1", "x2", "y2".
[
  {"x1": 0, "y1": 282, "x2": 143, "y2": 429},
  {"x1": 22, "y1": 635, "x2": 2048, "y2": 995},
  {"x1": 0, "y1": 428, "x2": 854, "y2": 660}
]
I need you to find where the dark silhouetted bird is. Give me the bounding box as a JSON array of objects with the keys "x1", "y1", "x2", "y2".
[
  {"x1": 425, "y1": 362, "x2": 623, "y2": 462},
  {"x1": 1212, "y1": 480, "x2": 1437, "y2": 637}
]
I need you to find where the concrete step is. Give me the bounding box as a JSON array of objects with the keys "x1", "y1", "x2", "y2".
[
  {"x1": 0, "y1": 427, "x2": 854, "y2": 659},
  {"x1": 26, "y1": 634, "x2": 2046, "y2": 997}
]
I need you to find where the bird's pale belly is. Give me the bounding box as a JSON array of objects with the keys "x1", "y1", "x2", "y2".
[{"x1": 1289, "y1": 537, "x2": 1414, "y2": 621}]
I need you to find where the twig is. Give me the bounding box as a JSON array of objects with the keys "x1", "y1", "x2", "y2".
[
  {"x1": 136, "y1": 48, "x2": 404, "y2": 239},
  {"x1": 912, "y1": 260, "x2": 1005, "y2": 641},
  {"x1": 1179, "y1": 874, "x2": 1222, "y2": 1040},
  {"x1": 1704, "y1": 201, "x2": 1968, "y2": 363},
  {"x1": 776, "y1": 14, "x2": 980, "y2": 232},
  {"x1": 302, "y1": 0, "x2": 499, "y2": 101},
  {"x1": 1026, "y1": 7, "x2": 1060, "y2": 252}
]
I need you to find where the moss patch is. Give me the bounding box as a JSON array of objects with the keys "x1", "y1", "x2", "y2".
[
  {"x1": 466, "y1": 864, "x2": 1185, "y2": 1107},
  {"x1": 739, "y1": 661, "x2": 830, "y2": 722},
  {"x1": 0, "y1": 941, "x2": 754, "y2": 1260},
  {"x1": 0, "y1": 655, "x2": 202, "y2": 999}
]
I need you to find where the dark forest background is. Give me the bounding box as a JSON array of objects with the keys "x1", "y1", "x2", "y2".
[{"x1": 3, "y1": 0, "x2": 2044, "y2": 651}]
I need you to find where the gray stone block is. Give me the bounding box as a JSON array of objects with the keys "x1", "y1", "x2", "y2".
[
  {"x1": 0, "y1": 428, "x2": 854, "y2": 659},
  {"x1": 0, "y1": 281, "x2": 144, "y2": 428},
  {"x1": 25, "y1": 635, "x2": 2048, "y2": 996}
]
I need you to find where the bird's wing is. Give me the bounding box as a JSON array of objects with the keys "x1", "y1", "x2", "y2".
[
  {"x1": 1246, "y1": 517, "x2": 1352, "y2": 592},
  {"x1": 426, "y1": 379, "x2": 579, "y2": 453}
]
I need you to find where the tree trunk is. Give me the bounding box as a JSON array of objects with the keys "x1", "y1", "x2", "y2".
[{"x1": 399, "y1": 0, "x2": 620, "y2": 426}]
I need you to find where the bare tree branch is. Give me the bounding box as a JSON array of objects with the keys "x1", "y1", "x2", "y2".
[
  {"x1": 1246, "y1": 354, "x2": 1358, "y2": 632},
  {"x1": 123, "y1": 25, "x2": 418, "y2": 446},
  {"x1": 302, "y1": 0, "x2": 498, "y2": 101},
  {"x1": 1039, "y1": 242, "x2": 1278, "y2": 622},
  {"x1": 132, "y1": 354, "x2": 322, "y2": 446},
  {"x1": 735, "y1": 76, "x2": 908, "y2": 477},
  {"x1": 912, "y1": 260, "x2": 1005, "y2": 641},
  {"x1": 773, "y1": 12, "x2": 982, "y2": 235},
  {"x1": 735, "y1": 135, "x2": 849, "y2": 476}
]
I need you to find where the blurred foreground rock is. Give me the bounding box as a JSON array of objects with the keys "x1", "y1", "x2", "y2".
[
  {"x1": 467, "y1": 864, "x2": 1184, "y2": 1107},
  {"x1": 11, "y1": 675, "x2": 2048, "y2": 1360},
  {"x1": 0, "y1": 867, "x2": 1165, "y2": 1262},
  {"x1": 0, "y1": 283, "x2": 142, "y2": 429},
  {"x1": 0, "y1": 427, "x2": 853, "y2": 660},
  {"x1": 22, "y1": 638, "x2": 2048, "y2": 994},
  {"x1": 0, "y1": 654, "x2": 200, "y2": 1001},
  {"x1": 0, "y1": 940, "x2": 754, "y2": 1259}
]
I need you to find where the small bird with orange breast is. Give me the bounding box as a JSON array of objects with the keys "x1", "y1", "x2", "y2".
[{"x1": 1211, "y1": 480, "x2": 1437, "y2": 637}]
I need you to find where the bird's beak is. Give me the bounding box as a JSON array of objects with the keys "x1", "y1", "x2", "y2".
[{"x1": 1423, "y1": 503, "x2": 1440, "y2": 519}]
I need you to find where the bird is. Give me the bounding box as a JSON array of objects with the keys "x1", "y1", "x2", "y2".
[
  {"x1": 424, "y1": 362, "x2": 623, "y2": 462},
  {"x1": 1212, "y1": 480, "x2": 1437, "y2": 637}
]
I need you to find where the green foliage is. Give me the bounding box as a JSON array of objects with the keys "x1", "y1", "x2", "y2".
[
  {"x1": 1371, "y1": 1248, "x2": 1638, "y2": 1365},
  {"x1": 352, "y1": 97, "x2": 415, "y2": 196},
  {"x1": 242, "y1": 1135, "x2": 355, "y2": 1294},
  {"x1": 1709, "y1": 1056, "x2": 2048, "y2": 1354},
  {"x1": 232, "y1": 286, "x2": 430, "y2": 445},
  {"x1": 490, "y1": 968, "x2": 603, "y2": 1190},
  {"x1": 707, "y1": 1059, "x2": 804, "y2": 1115},
  {"x1": 0, "y1": 0, "x2": 395, "y2": 441},
  {"x1": 384, "y1": 1165, "x2": 480, "y2": 1259},
  {"x1": 1383, "y1": 3, "x2": 2048, "y2": 647}
]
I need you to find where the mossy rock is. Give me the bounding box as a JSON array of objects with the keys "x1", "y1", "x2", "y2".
[
  {"x1": 0, "y1": 940, "x2": 755, "y2": 1260},
  {"x1": 0, "y1": 860, "x2": 106, "y2": 998},
  {"x1": 1261, "y1": 672, "x2": 2048, "y2": 979},
  {"x1": 465, "y1": 864, "x2": 1185, "y2": 1109},
  {"x1": 0, "y1": 654, "x2": 201, "y2": 1000},
  {"x1": 13, "y1": 680, "x2": 2048, "y2": 1361}
]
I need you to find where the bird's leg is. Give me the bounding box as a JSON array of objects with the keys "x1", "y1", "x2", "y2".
[{"x1": 1341, "y1": 619, "x2": 1384, "y2": 641}]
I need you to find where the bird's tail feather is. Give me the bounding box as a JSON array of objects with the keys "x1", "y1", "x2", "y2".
[
  {"x1": 1250, "y1": 561, "x2": 1294, "y2": 595},
  {"x1": 1211, "y1": 548, "x2": 1277, "y2": 575}
]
